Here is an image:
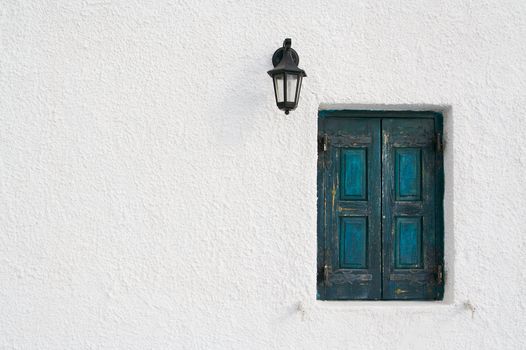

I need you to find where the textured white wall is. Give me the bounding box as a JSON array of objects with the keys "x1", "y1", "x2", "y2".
[{"x1": 1, "y1": 1, "x2": 525, "y2": 349}]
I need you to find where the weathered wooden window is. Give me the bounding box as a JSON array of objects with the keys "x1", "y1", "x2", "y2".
[{"x1": 317, "y1": 111, "x2": 444, "y2": 300}]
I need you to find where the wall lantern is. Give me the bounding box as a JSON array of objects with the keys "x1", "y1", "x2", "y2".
[{"x1": 267, "y1": 38, "x2": 307, "y2": 115}]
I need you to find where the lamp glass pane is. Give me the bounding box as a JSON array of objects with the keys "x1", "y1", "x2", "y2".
[
  {"x1": 295, "y1": 76, "x2": 303, "y2": 103},
  {"x1": 285, "y1": 73, "x2": 298, "y2": 103},
  {"x1": 274, "y1": 74, "x2": 284, "y2": 103}
]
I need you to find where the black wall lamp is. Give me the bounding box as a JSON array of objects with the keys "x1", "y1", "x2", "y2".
[{"x1": 267, "y1": 38, "x2": 306, "y2": 115}]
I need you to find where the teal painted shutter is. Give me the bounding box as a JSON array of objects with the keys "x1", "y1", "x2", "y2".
[
  {"x1": 318, "y1": 118, "x2": 382, "y2": 300},
  {"x1": 381, "y1": 118, "x2": 440, "y2": 299},
  {"x1": 318, "y1": 112, "x2": 444, "y2": 300}
]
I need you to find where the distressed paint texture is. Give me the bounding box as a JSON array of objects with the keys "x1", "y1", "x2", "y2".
[{"x1": 0, "y1": 0, "x2": 526, "y2": 349}]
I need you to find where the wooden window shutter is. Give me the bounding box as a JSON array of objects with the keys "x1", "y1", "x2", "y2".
[{"x1": 317, "y1": 111, "x2": 444, "y2": 300}]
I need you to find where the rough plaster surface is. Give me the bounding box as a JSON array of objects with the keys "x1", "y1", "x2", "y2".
[{"x1": 1, "y1": 1, "x2": 526, "y2": 349}]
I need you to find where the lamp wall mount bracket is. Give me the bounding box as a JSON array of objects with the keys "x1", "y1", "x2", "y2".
[{"x1": 271, "y1": 38, "x2": 300, "y2": 67}]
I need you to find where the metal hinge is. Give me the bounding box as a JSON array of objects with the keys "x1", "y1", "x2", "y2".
[
  {"x1": 436, "y1": 264, "x2": 443, "y2": 285},
  {"x1": 435, "y1": 133, "x2": 444, "y2": 152},
  {"x1": 318, "y1": 134, "x2": 329, "y2": 152}
]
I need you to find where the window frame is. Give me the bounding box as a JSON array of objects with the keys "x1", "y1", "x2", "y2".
[{"x1": 317, "y1": 110, "x2": 445, "y2": 301}]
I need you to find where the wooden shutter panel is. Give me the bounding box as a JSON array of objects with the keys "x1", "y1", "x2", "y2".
[
  {"x1": 381, "y1": 118, "x2": 441, "y2": 300},
  {"x1": 318, "y1": 118, "x2": 382, "y2": 300}
]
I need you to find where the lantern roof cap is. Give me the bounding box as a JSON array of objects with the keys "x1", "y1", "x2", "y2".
[{"x1": 267, "y1": 39, "x2": 307, "y2": 77}]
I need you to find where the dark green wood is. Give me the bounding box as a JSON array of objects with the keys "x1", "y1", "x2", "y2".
[
  {"x1": 395, "y1": 217, "x2": 422, "y2": 268},
  {"x1": 317, "y1": 118, "x2": 326, "y2": 298},
  {"x1": 318, "y1": 118, "x2": 382, "y2": 300},
  {"x1": 382, "y1": 118, "x2": 438, "y2": 300},
  {"x1": 317, "y1": 110, "x2": 444, "y2": 301},
  {"x1": 318, "y1": 110, "x2": 441, "y2": 120},
  {"x1": 340, "y1": 217, "x2": 367, "y2": 268},
  {"x1": 434, "y1": 115, "x2": 445, "y2": 300},
  {"x1": 340, "y1": 149, "x2": 367, "y2": 200},
  {"x1": 395, "y1": 148, "x2": 422, "y2": 201}
]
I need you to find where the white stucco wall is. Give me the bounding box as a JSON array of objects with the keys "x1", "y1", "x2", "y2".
[{"x1": 1, "y1": 1, "x2": 525, "y2": 349}]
